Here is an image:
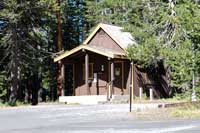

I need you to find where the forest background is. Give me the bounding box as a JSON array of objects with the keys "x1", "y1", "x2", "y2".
[{"x1": 0, "y1": 0, "x2": 200, "y2": 105}]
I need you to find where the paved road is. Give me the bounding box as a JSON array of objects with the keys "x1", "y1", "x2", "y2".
[{"x1": 0, "y1": 104, "x2": 200, "y2": 133}]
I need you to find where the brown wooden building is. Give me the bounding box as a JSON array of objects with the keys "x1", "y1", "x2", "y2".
[{"x1": 54, "y1": 23, "x2": 171, "y2": 99}]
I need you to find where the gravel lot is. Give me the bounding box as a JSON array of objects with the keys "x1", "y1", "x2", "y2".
[{"x1": 0, "y1": 104, "x2": 200, "y2": 133}]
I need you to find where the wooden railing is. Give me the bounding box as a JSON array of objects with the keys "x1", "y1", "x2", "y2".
[{"x1": 106, "y1": 81, "x2": 113, "y2": 101}]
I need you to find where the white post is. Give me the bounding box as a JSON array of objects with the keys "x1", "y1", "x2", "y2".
[
  {"x1": 139, "y1": 87, "x2": 143, "y2": 100},
  {"x1": 108, "y1": 84, "x2": 111, "y2": 100},
  {"x1": 192, "y1": 43, "x2": 197, "y2": 102},
  {"x1": 150, "y1": 88, "x2": 153, "y2": 101}
]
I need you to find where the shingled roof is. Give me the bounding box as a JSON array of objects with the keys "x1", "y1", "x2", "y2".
[
  {"x1": 84, "y1": 23, "x2": 135, "y2": 50},
  {"x1": 54, "y1": 23, "x2": 134, "y2": 62}
]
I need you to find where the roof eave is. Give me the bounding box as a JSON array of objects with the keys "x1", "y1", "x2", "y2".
[
  {"x1": 113, "y1": 55, "x2": 128, "y2": 59},
  {"x1": 53, "y1": 45, "x2": 84, "y2": 62},
  {"x1": 53, "y1": 45, "x2": 117, "y2": 62}
]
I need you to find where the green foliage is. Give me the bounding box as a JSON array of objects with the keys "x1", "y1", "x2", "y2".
[
  {"x1": 195, "y1": 86, "x2": 200, "y2": 100},
  {"x1": 173, "y1": 91, "x2": 192, "y2": 101},
  {"x1": 127, "y1": 0, "x2": 200, "y2": 94},
  {"x1": 0, "y1": 0, "x2": 90, "y2": 103},
  {"x1": 0, "y1": 71, "x2": 7, "y2": 102},
  {"x1": 127, "y1": 36, "x2": 162, "y2": 69},
  {"x1": 85, "y1": 0, "x2": 132, "y2": 31},
  {"x1": 0, "y1": 0, "x2": 200, "y2": 103},
  {"x1": 62, "y1": 0, "x2": 86, "y2": 49},
  {"x1": 161, "y1": 1, "x2": 200, "y2": 90},
  {"x1": 126, "y1": 0, "x2": 169, "y2": 70},
  {"x1": 0, "y1": 0, "x2": 58, "y2": 104}
]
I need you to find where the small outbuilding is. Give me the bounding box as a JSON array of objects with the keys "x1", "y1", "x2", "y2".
[{"x1": 54, "y1": 23, "x2": 171, "y2": 103}]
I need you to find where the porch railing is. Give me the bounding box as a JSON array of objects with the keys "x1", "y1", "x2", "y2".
[{"x1": 106, "y1": 81, "x2": 113, "y2": 101}]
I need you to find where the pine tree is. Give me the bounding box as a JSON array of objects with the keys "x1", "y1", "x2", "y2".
[
  {"x1": 127, "y1": 0, "x2": 200, "y2": 94},
  {"x1": 85, "y1": 0, "x2": 132, "y2": 32},
  {"x1": 62, "y1": 0, "x2": 86, "y2": 49},
  {"x1": 0, "y1": 0, "x2": 57, "y2": 105}
]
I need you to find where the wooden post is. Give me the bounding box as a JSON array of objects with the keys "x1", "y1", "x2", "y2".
[
  {"x1": 85, "y1": 53, "x2": 90, "y2": 95},
  {"x1": 57, "y1": 61, "x2": 62, "y2": 96},
  {"x1": 150, "y1": 88, "x2": 153, "y2": 101},
  {"x1": 122, "y1": 61, "x2": 124, "y2": 95},
  {"x1": 73, "y1": 64, "x2": 75, "y2": 96},
  {"x1": 110, "y1": 60, "x2": 114, "y2": 99},
  {"x1": 129, "y1": 62, "x2": 134, "y2": 112},
  {"x1": 131, "y1": 63, "x2": 134, "y2": 101},
  {"x1": 107, "y1": 84, "x2": 111, "y2": 101},
  {"x1": 130, "y1": 84, "x2": 132, "y2": 112},
  {"x1": 61, "y1": 64, "x2": 65, "y2": 96},
  {"x1": 139, "y1": 87, "x2": 142, "y2": 100}
]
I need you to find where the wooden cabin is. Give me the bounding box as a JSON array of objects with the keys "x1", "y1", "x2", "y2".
[{"x1": 54, "y1": 23, "x2": 171, "y2": 100}]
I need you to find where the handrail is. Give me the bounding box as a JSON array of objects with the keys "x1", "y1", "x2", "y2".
[
  {"x1": 107, "y1": 81, "x2": 112, "y2": 86},
  {"x1": 106, "y1": 81, "x2": 113, "y2": 101}
]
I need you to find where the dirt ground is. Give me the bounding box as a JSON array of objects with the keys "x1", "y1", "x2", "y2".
[{"x1": 131, "y1": 105, "x2": 200, "y2": 120}]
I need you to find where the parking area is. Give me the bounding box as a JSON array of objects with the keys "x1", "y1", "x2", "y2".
[{"x1": 0, "y1": 104, "x2": 199, "y2": 133}]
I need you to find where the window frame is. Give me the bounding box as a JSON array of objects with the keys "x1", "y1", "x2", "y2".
[{"x1": 82, "y1": 63, "x2": 94, "y2": 80}]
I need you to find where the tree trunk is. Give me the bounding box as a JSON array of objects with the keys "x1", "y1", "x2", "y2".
[
  {"x1": 56, "y1": 0, "x2": 63, "y2": 97},
  {"x1": 31, "y1": 74, "x2": 40, "y2": 105},
  {"x1": 9, "y1": 28, "x2": 20, "y2": 105}
]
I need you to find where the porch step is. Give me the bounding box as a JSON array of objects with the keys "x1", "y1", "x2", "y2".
[
  {"x1": 59, "y1": 95, "x2": 107, "y2": 105},
  {"x1": 110, "y1": 95, "x2": 129, "y2": 103},
  {"x1": 59, "y1": 95, "x2": 130, "y2": 105}
]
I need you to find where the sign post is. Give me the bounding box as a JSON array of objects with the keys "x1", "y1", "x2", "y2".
[{"x1": 129, "y1": 62, "x2": 133, "y2": 112}]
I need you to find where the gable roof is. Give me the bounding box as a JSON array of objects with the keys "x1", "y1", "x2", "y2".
[
  {"x1": 54, "y1": 23, "x2": 134, "y2": 62},
  {"x1": 54, "y1": 44, "x2": 126, "y2": 62},
  {"x1": 83, "y1": 23, "x2": 135, "y2": 50}
]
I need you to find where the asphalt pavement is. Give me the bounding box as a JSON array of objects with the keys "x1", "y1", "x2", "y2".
[{"x1": 0, "y1": 104, "x2": 199, "y2": 133}]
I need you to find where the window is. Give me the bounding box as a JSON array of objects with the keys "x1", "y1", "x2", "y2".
[
  {"x1": 83, "y1": 63, "x2": 94, "y2": 80},
  {"x1": 115, "y1": 67, "x2": 121, "y2": 76}
]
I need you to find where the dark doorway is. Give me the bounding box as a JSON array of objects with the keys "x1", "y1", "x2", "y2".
[
  {"x1": 113, "y1": 62, "x2": 123, "y2": 94},
  {"x1": 64, "y1": 64, "x2": 74, "y2": 96}
]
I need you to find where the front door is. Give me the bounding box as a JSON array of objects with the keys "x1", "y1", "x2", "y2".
[
  {"x1": 113, "y1": 62, "x2": 123, "y2": 95},
  {"x1": 64, "y1": 64, "x2": 74, "y2": 96}
]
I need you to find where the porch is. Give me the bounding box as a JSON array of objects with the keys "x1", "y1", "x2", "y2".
[
  {"x1": 59, "y1": 95, "x2": 129, "y2": 105},
  {"x1": 55, "y1": 45, "x2": 131, "y2": 99}
]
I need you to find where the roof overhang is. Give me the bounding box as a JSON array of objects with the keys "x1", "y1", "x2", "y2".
[{"x1": 53, "y1": 45, "x2": 127, "y2": 62}]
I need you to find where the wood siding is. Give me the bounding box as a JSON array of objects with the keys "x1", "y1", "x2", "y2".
[
  {"x1": 72, "y1": 53, "x2": 130, "y2": 96},
  {"x1": 88, "y1": 29, "x2": 125, "y2": 53},
  {"x1": 133, "y1": 66, "x2": 171, "y2": 98},
  {"x1": 63, "y1": 54, "x2": 170, "y2": 98},
  {"x1": 74, "y1": 53, "x2": 108, "y2": 95}
]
